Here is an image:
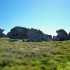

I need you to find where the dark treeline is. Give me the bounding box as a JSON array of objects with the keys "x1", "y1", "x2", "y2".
[{"x1": 0, "y1": 26, "x2": 70, "y2": 42}]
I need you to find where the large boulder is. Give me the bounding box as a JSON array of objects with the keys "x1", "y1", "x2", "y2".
[
  {"x1": 0, "y1": 28, "x2": 5, "y2": 38},
  {"x1": 56, "y1": 29, "x2": 69, "y2": 41},
  {"x1": 27, "y1": 28, "x2": 52, "y2": 42},
  {"x1": 27, "y1": 29, "x2": 43, "y2": 42},
  {"x1": 8, "y1": 26, "x2": 29, "y2": 39}
]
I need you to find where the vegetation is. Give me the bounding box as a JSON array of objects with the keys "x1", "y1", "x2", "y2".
[{"x1": 0, "y1": 38, "x2": 70, "y2": 70}]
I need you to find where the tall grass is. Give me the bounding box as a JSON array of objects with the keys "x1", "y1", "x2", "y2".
[{"x1": 0, "y1": 38, "x2": 70, "y2": 70}]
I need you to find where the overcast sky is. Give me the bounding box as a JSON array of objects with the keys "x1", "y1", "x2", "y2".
[{"x1": 0, "y1": 0, "x2": 70, "y2": 35}]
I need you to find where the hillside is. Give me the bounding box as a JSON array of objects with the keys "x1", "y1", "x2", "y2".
[{"x1": 0, "y1": 38, "x2": 70, "y2": 70}]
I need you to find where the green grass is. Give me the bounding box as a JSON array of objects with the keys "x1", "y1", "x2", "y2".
[{"x1": 0, "y1": 38, "x2": 70, "y2": 70}]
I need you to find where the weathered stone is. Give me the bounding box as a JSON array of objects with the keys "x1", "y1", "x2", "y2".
[
  {"x1": 27, "y1": 28, "x2": 52, "y2": 42},
  {"x1": 27, "y1": 29, "x2": 43, "y2": 42},
  {"x1": 0, "y1": 28, "x2": 5, "y2": 38},
  {"x1": 53, "y1": 29, "x2": 69, "y2": 41},
  {"x1": 8, "y1": 26, "x2": 29, "y2": 39},
  {"x1": 8, "y1": 26, "x2": 52, "y2": 42}
]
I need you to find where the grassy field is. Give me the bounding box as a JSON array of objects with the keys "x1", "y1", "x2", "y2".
[{"x1": 0, "y1": 38, "x2": 70, "y2": 70}]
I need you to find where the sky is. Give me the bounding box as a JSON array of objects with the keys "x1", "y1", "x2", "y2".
[{"x1": 0, "y1": 0, "x2": 70, "y2": 35}]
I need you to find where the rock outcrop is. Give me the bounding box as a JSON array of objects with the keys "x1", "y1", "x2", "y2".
[
  {"x1": 1, "y1": 27, "x2": 70, "y2": 41},
  {"x1": 7, "y1": 26, "x2": 29, "y2": 39},
  {"x1": 7, "y1": 26, "x2": 52, "y2": 42},
  {"x1": 0, "y1": 28, "x2": 5, "y2": 38},
  {"x1": 27, "y1": 28, "x2": 52, "y2": 42},
  {"x1": 56, "y1": 29, "x2": 69, "y2": 41},
  {"x1": 53, "y1": 29, "x2": 69, "y2": 41}
]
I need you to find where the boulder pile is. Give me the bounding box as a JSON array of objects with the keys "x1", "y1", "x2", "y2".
[
  {"x1": 0, "y1": 26, "x2": 70, "y2": 41},
  {"x1": 7, "y1": 26, "x2": 52, "y2": 42}
]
